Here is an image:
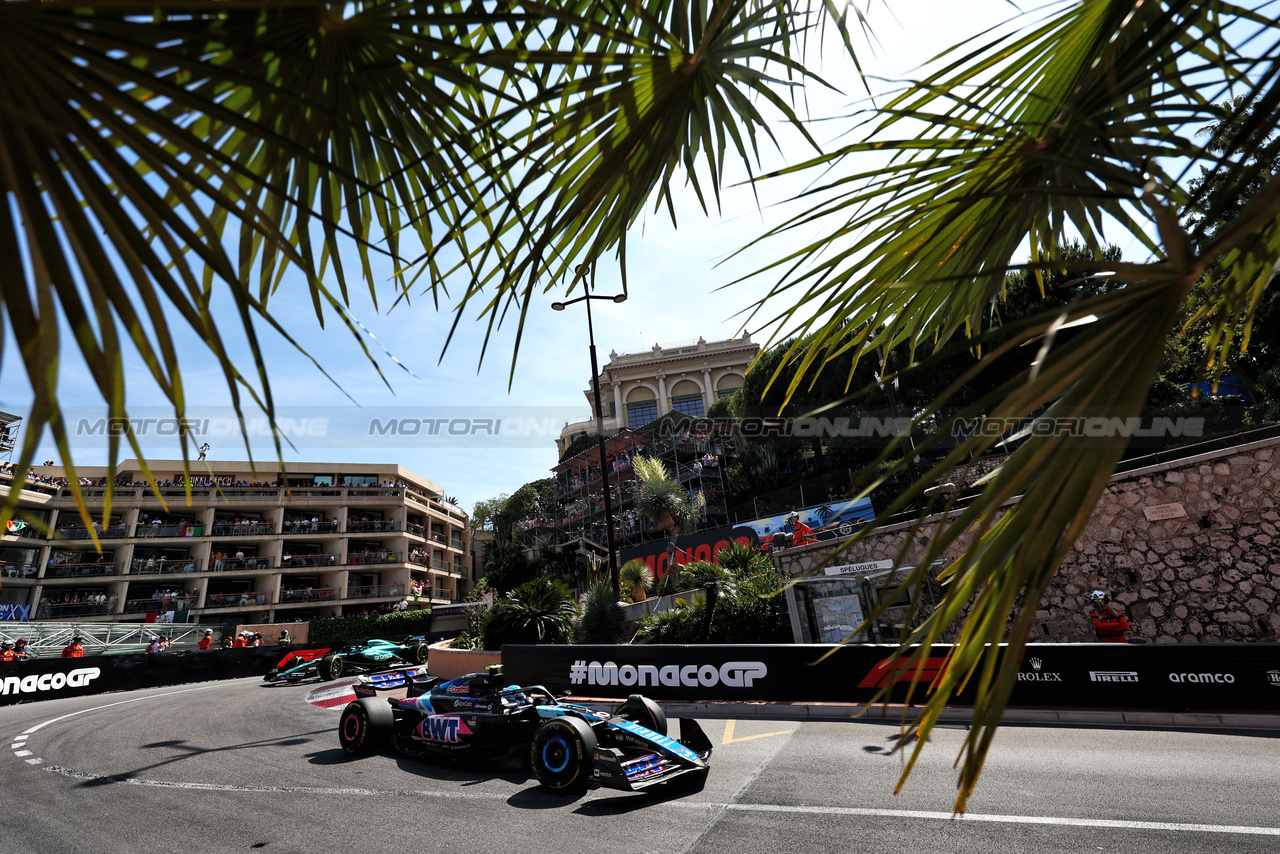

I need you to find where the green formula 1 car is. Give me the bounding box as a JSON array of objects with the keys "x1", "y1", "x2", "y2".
[{"x1": 263, "y1": 637, "x2": 430, "y2": 683}]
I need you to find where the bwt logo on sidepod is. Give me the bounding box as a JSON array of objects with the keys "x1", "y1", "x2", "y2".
[
  {"x1": 1, "y1": 667, "x2": 101, "y2": 696},
  {"x1": 569, "y1": 660, "x2": 767, "y2": 689}
]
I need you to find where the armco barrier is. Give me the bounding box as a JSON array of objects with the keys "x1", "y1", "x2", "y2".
[
  {"x1": 0, "y1": 645, "x2": 333, "y2": 706},
  {"x1": 503, "y1": 643, "x2": 1280, "y2": 712}
]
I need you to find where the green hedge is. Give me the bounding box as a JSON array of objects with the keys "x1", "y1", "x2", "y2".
[{"x1": 307, "y1": 609, "x2": 433, "y2": 644}]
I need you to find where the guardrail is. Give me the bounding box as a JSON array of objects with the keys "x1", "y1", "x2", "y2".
[
  {"x1": 44, "y1": 562, "x2": 122, "y2": 578},
  {"x1": 346, "y1": 551, "x2": 400, "y2": 565},
  {"x1": 346, "y1": 583, "x2": 403, "y2": 598},
  {"x1": 346, "y1": 520, "x2": 401, "y2": 534},
  {"x1": 210, "y1": 523, "x2": 276, "y2": 537},
  {"x1": 280, "y1": 553, "x2": 340, "y2": 569},
  {"x1": 52, "y1": 526, "x2": 129, "y2": 540},
  {"x1": 279, "y1": 587, "x2": 339, "y2": 603},
  {"x1": 135, "y1": 524, "x2": 203, "y2": 539},
  {"x1": 129, "y1": 559, "x2": 203, "y2": 575}
]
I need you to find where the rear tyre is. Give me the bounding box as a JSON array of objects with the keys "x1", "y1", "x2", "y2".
[
  {"x1": 617, "y1": 694, "x2": 667, "y2": 736},
  {"x1": 338, "y1": 698, "x2": 393, "y2": 756},
  {"x1": 530, "y1": 717, "x2": 596, "y2": 792},
  {"x1": 318, "y1": 654, "x2": 344, "y2": 681},
  {"x1": 410, "y1": 643, "x2": 429, "y2": 665}
]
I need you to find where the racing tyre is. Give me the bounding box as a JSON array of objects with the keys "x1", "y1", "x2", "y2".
[
  {"x1": 409, "y1": 643, "x2": 429, "y2": 665},
  {"x1": 318, "y1": 654, "x2": 344, "y2": 681},
  {"x1": 530, "y1": 717, "x2": 596, "y2": 792},
  {"x1": 338, "y1": 698, "x2": 393, "y2": 756},
  {"x1": 617, "y1": 694, "x2": 667, "y2": 736}
]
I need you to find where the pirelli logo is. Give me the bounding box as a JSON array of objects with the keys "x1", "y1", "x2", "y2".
[
  {"x1": 1089, "y1": 671, "x2": 1140, "y2": 683},
  {"x1": 858, "y1": 657, "x2": 951, "y2": 689}
]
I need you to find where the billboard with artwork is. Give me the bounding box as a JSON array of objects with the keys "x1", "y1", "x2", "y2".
[{"x1": 617, "y1": 496, "x2": 874, "y2": 579}]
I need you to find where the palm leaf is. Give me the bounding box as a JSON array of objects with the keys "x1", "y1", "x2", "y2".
[{"x1": 737, "y1": 0, "x2": 1280, "y2": 813}]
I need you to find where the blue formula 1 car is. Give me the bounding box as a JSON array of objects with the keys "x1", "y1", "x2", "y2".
[
  {"x1": 338, "y1": 666, "x2": 712, "y2": 793},
  {"x1": 263, "y1": 637, "x2": 430, "y2": 683}
]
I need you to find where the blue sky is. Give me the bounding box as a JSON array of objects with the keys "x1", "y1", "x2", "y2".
[{"x1": 1, "y1": 2, "x2": 1023, "y2": 512}]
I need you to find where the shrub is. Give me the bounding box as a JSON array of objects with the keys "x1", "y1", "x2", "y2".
[
  {"x1": 634, "y1": 597, "x2": 704, "y2": 643},
  {"x1": 578, "y1": 582, "x2": 627, "y2": 643},
  {"x1": 708, "y1": 569, "x2": 791, "y2": 643},
  {"x1": 482, "y1": 578, "x2": 576, "y2": 648},
  {"x1": 307, "y1": 609, "x2": 433, "y2": 644},
  {"x1": 714, "y1": 542, "x2": 772, "y2": 579}
]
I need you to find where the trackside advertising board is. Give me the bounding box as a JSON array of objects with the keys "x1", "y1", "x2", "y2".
[
  {"x1": 0, "y1": 646, "x2": 330, "y2": 706},
  {"x1": 503, "y1": 643, "x2": 1280, "y2": 711}
]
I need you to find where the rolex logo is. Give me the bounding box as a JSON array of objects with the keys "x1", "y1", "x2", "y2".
[{"x1": 1030, "y1": 657, "x2": 1042, "y2": 671}]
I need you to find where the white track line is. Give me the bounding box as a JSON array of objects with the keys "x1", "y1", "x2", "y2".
[{"x1": 11, "y1": 686, "x2": 1280, "y2": 838}]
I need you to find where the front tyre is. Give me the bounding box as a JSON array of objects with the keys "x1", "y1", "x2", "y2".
[
  {"x1": 617, "y1": 694, "x2": 667, "y2": 736},
  {"x1": 319, "y1": 654, "x2": 344, "y2": 681},
  {"x1": 338, "y1": 698, "x2": 393, "y2": 756},
  {"x1": 409, "y1": 643, "x2": 429, "y2": 665},
  {"x1": 530, "y1": 717, "x2": 596, "y2": 792}
]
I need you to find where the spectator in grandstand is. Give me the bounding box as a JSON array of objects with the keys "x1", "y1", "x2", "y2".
[{"x1": 62, "y1": 636, "x2": 85, "y2": 658}]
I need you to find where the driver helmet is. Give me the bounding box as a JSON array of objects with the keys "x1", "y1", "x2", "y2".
[{"x1": 1090, "y1": 590, "x2": 1107, "y2": 602}]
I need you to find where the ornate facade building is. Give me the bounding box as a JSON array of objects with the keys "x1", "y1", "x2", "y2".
[{"x1": 556, "y1": 334, "x2": 759, "y2": 455}]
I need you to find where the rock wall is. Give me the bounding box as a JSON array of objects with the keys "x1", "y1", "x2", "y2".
[{"x1": 776, "y1": 438, "x2": 1280, "y2": 643}]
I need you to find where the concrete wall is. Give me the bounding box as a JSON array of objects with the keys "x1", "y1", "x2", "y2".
[{"x1": 775, "y1": 437, "x2": 1280, "y2": 643}]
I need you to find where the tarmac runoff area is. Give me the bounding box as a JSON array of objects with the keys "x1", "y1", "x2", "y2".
[{"x1": 304, "y1": 682, "x2": 1280, "y2": 732}]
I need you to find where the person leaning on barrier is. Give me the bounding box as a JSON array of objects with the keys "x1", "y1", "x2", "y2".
[
  {"x1": 277, "y1": 629, "x2": 291, "y2": 646},
  {"x1": 198, "y1": 629, "x2": 214, "y2": 650},
  {"x1": 0, "y1": 642, "x2": 15, "y2": 662},
  {"x1": 12, "y1": 638, "x2": 30, "y2": 660},
  {"x1": 62, "y1": 636, "x2": 85, "y2": 658},
  {"x1": 1087, "y1": 590, "x2": 1131, "y2": 643}
]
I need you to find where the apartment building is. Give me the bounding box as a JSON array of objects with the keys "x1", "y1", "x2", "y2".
[{"x1": 0, "y1": 460, "x2": 471, "y2": 626}]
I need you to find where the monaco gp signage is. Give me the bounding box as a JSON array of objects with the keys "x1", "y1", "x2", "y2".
[{"x1": 503, "y1": 643, "x2": 1280, "y2": 710}]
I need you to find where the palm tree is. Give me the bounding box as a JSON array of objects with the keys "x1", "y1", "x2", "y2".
[
  {"x1": 6, "y1": 0, "x2": 1280, "y2": 812},
  {"x1": 482, "y1": 578, "x2": 577, "y2": 648},
  {"x1": 619, "y1": 558, "x2": 655, "y2": 604},
  {"x1": 631, "y1": 454, "x2": 703, "y2": 591}
]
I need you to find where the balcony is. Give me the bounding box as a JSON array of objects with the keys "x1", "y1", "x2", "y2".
[
  {"x1": 283, "y1": 519, "x2": 340, "y2": 535},
  {"x1": 129, "y1": 558, "x2": 204, "y2": 575},
  {"x1": 135, "y1": 523, "x2": 203, "y2": 539},
  {"x1": 346, "y1": 520, "x2": 401, "y2": 534},
  {"x1": 346, "y1": 583, "x2": 404, "y2": 599},
  {"x1": 280, "y1": 553, "x2": 340, "y2": 569},
  {"x1": 53, "y1": 525, "x2": 129, "y2": 540},
  {"x1": 122, "y1": 595, "x2": 202, "y2": 614},
  {"x1": 346, "y1": 551, "x2": 401, "y2": 566},
  {"x1": 44, "y1": 561, "x2": 122, "y2": 578},
  {"x1": 199, "y1": 591, "x2": 274, "y2": 610},
  {"x1": 406, "y1": 522, "x2": 426, "y2": 537},
  {"x1": 209, "y1": 522, "x2": 276, "y2": 537},
  {"x1": 206, "y1": 556, "x2": 276, "y2": 572},
  {"x1": 279, "y1": 586, "x2": 339, "y2": 603},
  {"x1": 36, "y1": 601, "x2": 113, "y2": 619}
]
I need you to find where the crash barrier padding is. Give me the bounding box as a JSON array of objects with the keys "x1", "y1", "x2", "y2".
[
  {"x1": 503, "y1": 643, "x2": 1280, "y2": 711},
  {"x1": 0, "y1": 645, "x2": 333, "y2": 706}
]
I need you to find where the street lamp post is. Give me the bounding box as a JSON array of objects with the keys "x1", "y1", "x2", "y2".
[{"x1": 552, "y1": 265, "x2": 626, "y2": 599}]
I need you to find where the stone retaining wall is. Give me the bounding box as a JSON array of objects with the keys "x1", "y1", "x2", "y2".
[{"x1": 776, "y1": 438, "x2": 1280, "y2": 643}]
